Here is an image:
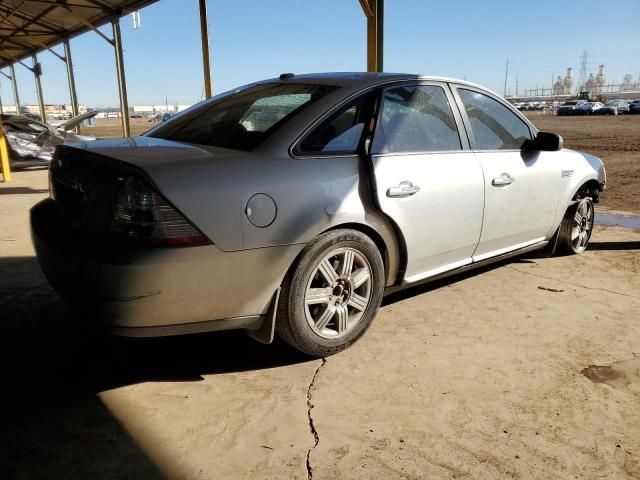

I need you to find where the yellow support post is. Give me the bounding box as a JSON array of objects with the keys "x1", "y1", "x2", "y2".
[
  {"x1": 359, "y1": 0, "x2": 383, "y2": 72},
  {"x1": 199, "y1": 0, "x2": 213, "y2": 98},
  {"x1": 366, "y1": 0, "x2": 378, "y2": 72},
  {"x1": 0, "y1": 116, "x2": 11, "y2": 182}
]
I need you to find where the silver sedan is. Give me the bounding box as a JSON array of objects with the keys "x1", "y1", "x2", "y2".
[{"x1": 31, "y1": 73, "x2": 606, "y2": 356}]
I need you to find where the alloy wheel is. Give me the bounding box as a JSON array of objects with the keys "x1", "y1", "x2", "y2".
[
  {"x1": 304, "y1": 247, "x2": 373, "y2": 339},
  {"x1": 570, "y1": 198, "x2": 594, "y2": 253}
]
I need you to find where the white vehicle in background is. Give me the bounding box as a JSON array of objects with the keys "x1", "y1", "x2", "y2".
[{"x1": 576, "y1": 101, "x2": 604, "y2": 115}]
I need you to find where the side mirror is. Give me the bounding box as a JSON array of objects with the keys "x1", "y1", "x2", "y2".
[{"x1": 523, "y1": 131, "x2": 563, "y2": 152}]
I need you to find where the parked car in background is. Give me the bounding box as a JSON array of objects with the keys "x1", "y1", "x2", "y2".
[
  {"x1": 31, "y1": 72, "x2": 606, "y2": 357},
  {"x1": 596, "y1": 99, "x2": 629, "y2": 115},
  {"x1": 576, "y1": 101, "x2": 604, "y2": 115},
  {"x1": 557, "y1": 100, "x2": 589, "y2": 116},
  {"x1": 629, "y1": 100, "x2": 640, "y2": 114}
]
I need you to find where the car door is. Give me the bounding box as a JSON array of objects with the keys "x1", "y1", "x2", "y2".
[
  {"x1": 369, "y1": 83, "x2": 485, "y2": 282},
  {"x1": 451, "y1": 86, "x2": 562, "y2": 260}
]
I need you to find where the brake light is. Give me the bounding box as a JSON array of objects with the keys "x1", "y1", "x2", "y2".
[{"x1": 111, "y1": 177, "x2": 210, "y2": 247}]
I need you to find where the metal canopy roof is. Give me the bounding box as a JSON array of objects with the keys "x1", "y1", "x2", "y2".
[{"x1": 0, "y1": 0, "x2": 159, "y2": 69}]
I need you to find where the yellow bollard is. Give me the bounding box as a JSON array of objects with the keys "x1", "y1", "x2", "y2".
[{"x1": 0, "y1": 116, "x2": 11, "y2": 182}]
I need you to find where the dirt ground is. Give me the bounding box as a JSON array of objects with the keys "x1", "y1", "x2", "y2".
[
  {"x1": 81, "y1": 117, "x2": 155, "y2": 138},
  {"x1": 525, "y1": 113, "x2": 640, "y2": 212},
  {"x1": 1, "y1": 118, "x2": 640, "y2": 479}
]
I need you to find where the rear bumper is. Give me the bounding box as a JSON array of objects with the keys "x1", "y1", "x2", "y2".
[{"x1": 30, "y1": 199, "x2": 303, "y2": 335}]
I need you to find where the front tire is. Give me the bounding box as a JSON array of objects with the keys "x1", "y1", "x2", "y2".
[
  {"x1": 558, "y1": 198, "x2": 594, "y2": 254},
  {"x1": 276, "y1": 229, "x2": 385, "y2": 357}
]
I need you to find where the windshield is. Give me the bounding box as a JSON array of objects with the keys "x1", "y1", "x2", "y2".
[
  {"x1": 2, "y1": 118, "x2": 48, "y2": 134},
  {"x1": 563, "y1": 101, "x2": 577, "y2": 106},
  {"x1": 147, "y1": 83, "x2": 337, "y2": 151}
]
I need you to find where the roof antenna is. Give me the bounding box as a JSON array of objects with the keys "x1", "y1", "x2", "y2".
[{"x1": 279, "y1": 73, "x2": 295, "y2": 80}]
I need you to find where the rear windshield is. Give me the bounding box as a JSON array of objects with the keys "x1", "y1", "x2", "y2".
[
  {"x1": 146, "y1": 83, "x2": 336, "y2": 151},
  {"x1": 563, "y1": 101, "x2": 578, "y2": 106}
]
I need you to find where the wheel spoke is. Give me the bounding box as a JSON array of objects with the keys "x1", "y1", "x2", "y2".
[
  {"x1": 306, "y1": 287, "x2": 332, "y2": 305},
  {"x1": 318, "y1": 258, "x2": 339, "y2": 284},
  {"x1": 341, "y1": 250, "x2": 355, "y2": 276},
  {"x1": 571, "y1": 227, "x2": 580, "y2": 241},
  {"x1": 579, "y1": 201, "x2": 587, "y2": 217},
  {"x1": 336, "y1": 304, "x2": 349, "y2": 334},
  {"x1": 581, "y1": 231, "x2": 590, "y2": 248},
  {"x1": 347, "y1": 292, "x2": 368, "y2": 312},
  {"x1": 351, "y1": 267, "x2": 370, "y2": 289},
  {"x1": 315, "y1": 305, "x2": 336, "y2": 330},
  {"x1": 574, "y1": 211, "x2": 583, "y2": 225}
]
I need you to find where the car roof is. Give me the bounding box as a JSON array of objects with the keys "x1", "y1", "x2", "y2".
[{"x1": 257, "y1": 71, "x2": 496, "y2": 95}]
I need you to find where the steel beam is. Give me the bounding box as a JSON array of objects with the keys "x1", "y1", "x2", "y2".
[
  {"x1": 112, "y1": 16, "x2": 130, "y2": 137},
  {"x1": 361, "y1": 0, "x2": 383, "y2": 72},
  {"x1": 376, "y1": 0, "x2": 383, "y2": 72},
  {"x1": 32, "y1": 52, "x2": 46, "y2": 122},
  {"x1": 199, "y1": 0, "x2": 212, "y2": 98},
  {"x1": 9, "y1": 63, "x2": 19, "y2": 114},
  {"x1": 63, "y1": 38, "x2": 79, "y2": 117}
]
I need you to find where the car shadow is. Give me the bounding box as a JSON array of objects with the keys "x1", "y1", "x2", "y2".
[
  {"x1": 0, "y1": 255, "x2": 310, "y2": 479},
  {"x1": 382, "y1": 254, "x2": 541, "y2": 306},
  {"x1": 0, "y1": 186, "x2": 49, "y2": 195},
  {"x1": 587, "y1": 241, "x2": 640, "y2": 251},
  {"x1": 0, "y1": 257, "x2": 310, "y2": 407}
]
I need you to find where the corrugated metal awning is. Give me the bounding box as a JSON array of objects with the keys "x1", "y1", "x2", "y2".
[{"x1": 0, "y1": 0, "x2": 159, "y2": 69}]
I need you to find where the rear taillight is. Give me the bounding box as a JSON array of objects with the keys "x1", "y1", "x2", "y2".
[{"x1": 111, "y1": 177, "x2": 210, "y2": 247}]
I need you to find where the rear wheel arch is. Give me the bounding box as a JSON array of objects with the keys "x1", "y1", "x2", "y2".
[{"x1": 324, "y1": 222, "x2": 405, "y2": 287}]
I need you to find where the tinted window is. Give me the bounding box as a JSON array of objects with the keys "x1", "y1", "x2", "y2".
[
  {"x1": 373, "y1": 85, "x2": 461, "y2": 153},
  {"x1": 148, "y1": 83, "x2": 336, "y2": 151},
  {"x1": 298, "y1": 94, "x2": 373, "y2": 155},
  {"x1": 458, "y1": 89, "x2": 532, "y2": 150}
]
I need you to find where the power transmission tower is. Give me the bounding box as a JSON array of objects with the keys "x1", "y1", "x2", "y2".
[
  {"x1": 577, "y1": 50, "x2": 589, "y2": 93},
  {"x1": 503, "y1": 58, "x2": 509, "y2": 96}
]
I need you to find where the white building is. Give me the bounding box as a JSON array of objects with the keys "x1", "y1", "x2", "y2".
[{"x1": 133, "y1": 104, "x2": 191, "y2": 114}]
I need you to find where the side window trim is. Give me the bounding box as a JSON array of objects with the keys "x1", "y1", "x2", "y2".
[
  {"x1": 371, "y1": 81, "x2": 470, "y2": 156},
  {"x1": 449, "y1": 84, "x2": 537, "y2": 151}
]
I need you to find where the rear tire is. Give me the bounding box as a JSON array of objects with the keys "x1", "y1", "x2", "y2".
[
  {"x1": 558, "y1": 198, "x2": 594, "y2": 254},
  {"x1": 276, "y1": 229, "x2": 385, "y2": 357}
]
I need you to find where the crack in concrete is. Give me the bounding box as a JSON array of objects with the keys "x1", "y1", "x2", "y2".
[
  {"x1": 507, "y1": 266, "x2": 640, "y2": 300},
  {"x1": 306, "y1": 357, "x2": 326, "y2": 480}
]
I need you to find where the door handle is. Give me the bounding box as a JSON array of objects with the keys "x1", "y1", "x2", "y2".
[
  {"x1": 387, "y1": 181, "x2": 421, "y2": 198},
  {"x1": 492, "y1": 173, "x2": 516, "y2": 186}
]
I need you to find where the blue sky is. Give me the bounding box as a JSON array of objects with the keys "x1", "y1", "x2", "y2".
[{"x1": 1, "y1": 0, "x2": 639, "y2": 108}]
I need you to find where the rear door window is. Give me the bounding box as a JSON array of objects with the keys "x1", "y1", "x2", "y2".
[{"x1": 372, "y1": 85, "x2": 462, "y2": 154}]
